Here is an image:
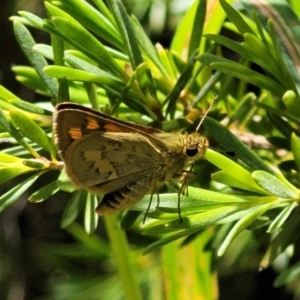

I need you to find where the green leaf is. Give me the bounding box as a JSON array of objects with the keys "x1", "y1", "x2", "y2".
[
  {"x1": 283, "y1": 90, "x2": 300, "y2": 116},
  {"x1": 171, "y1": 0, "x2": 229, "y2": 57},
  {"x1": 219, "y1": 0, "x2": 254, "y2": 35},
  {"x1": 203, "y1": 118, "x2": 274, "y2": 173},
  {"x1": 51, "y1": 16, "x2": 124, "y2": 77},
  {"x1": 254, "y1": 100, "x2": 300, "y2": 127},
  {"x1": 153, "y1": 46, "x2": 177, "y2": 85},
  {"x1": 241, "y1": 0, "x2": 300, "y2": 95},
  {"x1": 268, "y1": 112, "x2": 297, "y2": 138},
  {"x1": 207, "y1": 31, "x2": 284, "y2": 85},
  {"x1": 132, "y1": 187, "x2": 249, "y2": 214},
  {"x1": 57, "y1": 77, "x2": 70, "y2": 103},
  {"x1": 28, "y1": 181, "x2": 59, "y2": 203},
  {"x1": 8, "y1": 98, "x2": 52, "y2": 115},
  {"x1": 260, "y1": 206, "x2": 300, "y2": 268},
  {"x1": 84, "y1": 193, "x2": 99, "y2": 235},
  {"x1": 84, "y1": 82, "x2": 100, "y2": 110},
  {"x1": 143, "y1": 206, "x2": 238, "y2": 254},
  {"x1": 14, "y1": 11, "x2": 55, "y2": 34},
  {"x1": 0, "y1": 161, "x2": 35, "y2": 184},
  {"x1": 32, "y1": 43, "x2": 55, "y2": 61},
  {"x1": 291, "y1": 133, "x2": 300, "y2": 179},
  {"x1": 274, "y1": 260, "x2": 300, "y2": 287},
  {"x1": 135, "y1": 63, "x2": 157, "y2": 100},
  {"x1": 165, "y1": 50, "x2": 199, "y2": 114},
  {"x1": 46, "y1": 0, "x2": 123, "y2": 49},
  {"x1": 57, "y1": 169, "x2": 76, "y2": 193},
  {"x1": 61, "y1": 190, "x2": 86, "y2": 229},
  {"x1": 22, "y1": 159, "x2": 48, "y2": 169},
  {"x1": 106, "y1": 0, "x2": 143, "y2": 69},
  {"x1": 52, "y1": 33, "x2": 65, "y2": 68},
  {"x1": 64, "y1": 52, "x2": 119, "y2": 79},
  {"x1": 267, "y1": 19, "x2": 300, "y2": 96},
  {"x1": 11, "y1": 66, "x2": 50, "y2": 95},
  {"x1": 93, "y1": 0, "x2": 117, "y2": 26},
  {"x1": 131, "y1": 15, "x2": 169, "y2": 79},
  {"x1": 211, "y1": 171, "x2": 266, "y2": 194},
  {"x1": 199, "y1": 55, "x2": 286, "y2": 97},
  {"x1": 242, "y1": 33, "x2": 284, "y2": 85},
  {"x1": 267, "y1": 202, "x2": 298, "y2": 233},
  {"x1": 252, "y1": 171, "x2": 298, "y2": 198},
  {"x1": 44, "y1": 66, "x2": 123, "y2": 87},
  {"x1": 0, "y1": 152, "x2": 22, "y2": 163},
  {"x1": 0, "y1": 173, "x2": 39, "y2": 213},
  {"x1": 188, "y1": 0, "x2": 206, "y2": 58},
  {"x1": 171, "y1": 1, "x2": 200, "y2": 55},
  {"x1": 0, "y1": 107, "x2": 39, "y2": 157},
  {"x1": 218, "y1": 201, "x2": 278, "y2": 256},
  {"x1": 205, "y1": 34, "x2": 250, "y2": 59},
  {"x1": 9, "y1": 109, "x2": 55, "y2": 155},
  {"x1": 160, "y1": 117, "x2": 193, "y2": 132},
  {"x1": 0, "y1": 85, "x2": 20, "y2": 101},
  {"x1": 13, "y1": 21, "x2": 58, "y2": 97}
]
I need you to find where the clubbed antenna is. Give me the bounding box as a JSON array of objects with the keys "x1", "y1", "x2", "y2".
[{"x1": 195, "y1": 95, "x2": 218, "y2": 132}]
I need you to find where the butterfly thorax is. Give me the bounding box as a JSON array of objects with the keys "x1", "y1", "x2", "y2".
[
  {"x1": 152, "y1": 132, "x2": 209, "y2": 184},
  {"x1": 154, "y1": 132, "x2": 208, "y2": 160}
]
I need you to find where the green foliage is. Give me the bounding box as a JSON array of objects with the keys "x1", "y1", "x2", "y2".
[{"x1": 2, "y1": 0, "x2": 300, "y2": 298}]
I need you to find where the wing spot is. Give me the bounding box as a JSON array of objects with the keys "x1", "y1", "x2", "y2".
[
  {"x1": 69, "y1": 127, "x2": 82, "y2": 140},
  {"x1": 86, "y1": 116, "x2": 100, "y2": 130}
]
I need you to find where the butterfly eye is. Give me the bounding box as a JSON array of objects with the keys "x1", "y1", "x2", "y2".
[{"x1": 186, "y1": 145, "x2": 198, "y2": 157}]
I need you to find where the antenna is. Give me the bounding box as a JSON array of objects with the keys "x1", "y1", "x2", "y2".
[{"x1": 195, "y1": 95, "x2": 218, "y2": 132}]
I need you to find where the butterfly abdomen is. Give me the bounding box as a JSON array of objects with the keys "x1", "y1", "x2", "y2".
[{"x1": 96, "y1": 178, "x2": 152, "y2": 214}]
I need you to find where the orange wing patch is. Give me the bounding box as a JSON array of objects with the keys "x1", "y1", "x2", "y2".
[
  {"x1": 104, "y1": 123, "x2": 124, "y2": 132},
  {"x1": 69, "y1": 127, "x2": 83, "y2": 140},
  {"x1": 86, "y1": 116, "x2": 101, "y2": 130}
]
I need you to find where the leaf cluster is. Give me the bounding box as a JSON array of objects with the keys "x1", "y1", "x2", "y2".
[{"x1": 1, "y1": 0, "x2": 300, "y2": 292}]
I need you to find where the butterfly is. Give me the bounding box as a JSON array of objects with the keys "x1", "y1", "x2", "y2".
[{"x1": 54, "y1": 102, "x2": 212, "y2": 221}]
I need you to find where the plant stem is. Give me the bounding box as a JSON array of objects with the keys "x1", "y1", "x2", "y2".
[{"x1": 104, "y1": 214, "x2": 142, "y2": 300}]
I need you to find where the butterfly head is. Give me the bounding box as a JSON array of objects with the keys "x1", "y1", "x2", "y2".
[
  {"x1": 185, "y1": 96, "x2": 218, "y2": 160},
  {"x1": 184, "y1": 133, "x2": 209, "y2": 160}
]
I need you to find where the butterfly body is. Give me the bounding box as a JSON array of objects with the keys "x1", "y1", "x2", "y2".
[{"x1": 54, "y1": 103, "x2": 208, "y2": 215}]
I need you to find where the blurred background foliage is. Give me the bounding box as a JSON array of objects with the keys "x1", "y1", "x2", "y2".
[{"x1": 1, "y1": 0, "x2": 300, "y2": 299}]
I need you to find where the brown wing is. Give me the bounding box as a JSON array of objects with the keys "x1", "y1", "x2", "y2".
[
  {"x1": 54, "y1": 102, "x2": 163, "y2": 158},
  {"x1": 63, "y1": 131, "x2": 162, "y2": 192}
]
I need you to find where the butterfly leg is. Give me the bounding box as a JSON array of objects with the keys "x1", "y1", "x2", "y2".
[
  {"x1": 180, "y1": 170, "x2": 197, "y2": 196},
  {"x1": 175, "y1": 165, "x2": 197, "y2": 222},
  {"x1": 143, "y1": 178, "x2": 157, "y2": 224}
]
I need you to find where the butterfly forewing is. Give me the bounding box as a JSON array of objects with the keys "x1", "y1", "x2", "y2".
[{"x1": 63, "y1": 131, "x2": 162, "y2": 189}]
